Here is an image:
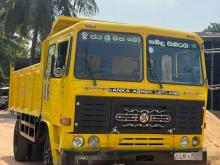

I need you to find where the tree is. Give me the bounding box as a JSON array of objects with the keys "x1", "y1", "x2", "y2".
[
  {"x1": 0, "y1": 36, "x2": 27, "y2": 87},
  {"x1": 0, "y1": 0, "x2": 99, "y2": 64},
  {"x1": 1, "y1": 0, "x2": 55, "y2": 64},
  {"x1": 55, "y1": 0, "x2": 99, "y2": 17},
  {"x1": 203, "y1": 23, "x2": 220, "y2": 33}
]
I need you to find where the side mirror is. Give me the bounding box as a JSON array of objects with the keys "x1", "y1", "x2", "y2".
[
  {"x1": 51, "y1": 55, "x2": 63, "y2": 78},
  {"x1": 53, "y1": 67, "x2": 63, "y2": 78}
]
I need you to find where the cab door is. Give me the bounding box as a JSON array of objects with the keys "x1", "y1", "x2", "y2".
[
  {"x1": 42, "y1": 37, "x2": 71, "y2": 125},
  {"x1": 42, "y1": 43, "x2": 56, "y2": 120}
]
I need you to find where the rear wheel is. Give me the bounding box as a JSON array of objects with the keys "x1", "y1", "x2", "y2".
[
  {"x1": 13, "y1": 119, "x2": 29, "y2": 161},
  {"x1": 43, "y1": 135, "x2": 53, "y2": 165}
]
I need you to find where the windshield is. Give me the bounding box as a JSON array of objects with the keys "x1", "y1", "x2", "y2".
[
  {"x1": 74, "y1": 31, "x2": 143, "y2": 81},
  {"x1": 147, "y1": 36, "x2": 203, "y2": 85}
]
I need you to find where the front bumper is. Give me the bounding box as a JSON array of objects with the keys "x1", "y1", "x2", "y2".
[{"x1": 61, "y1": 149, "x2": 207, "y2": 165}]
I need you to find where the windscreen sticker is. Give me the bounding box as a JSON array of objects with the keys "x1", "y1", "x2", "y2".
[
  {"x1": 80, "y1": 31, "x2": 141, "y2": 43},
  {"x1": 149, "y1": 47, "x2": 154, "y2": 54},
  {"x1": 148, "y1": 38, "x2": 198, "y2": 49},
  {"x1": 108, "y1": 88, "x2": 180, "y2": 96}
]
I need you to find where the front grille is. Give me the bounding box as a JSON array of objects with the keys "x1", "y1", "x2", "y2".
[
  {"x1": 111, "y1": 98, "x2": 174, "y2": 134},
  {"x1": 118, "y1": 137, "x2": 165, "y2": 146},
  {"x1": 174, "y1": 100, "x2": 204, "y2": 134},
  {"x1": 74, "y1": 97, "x2": 111, "y2": 133},
  {"x1": 74, "y1": 96, "x2": 204, "y2": 134}
]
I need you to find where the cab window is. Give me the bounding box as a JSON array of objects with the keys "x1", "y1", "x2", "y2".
[
  {"x1": 56, "y1": 41, "x2": 69, "y2": 69},
  {"x1": 147, "y1": 36, "x2": 203, "y2": 85},
  {"x1": 45, "y1": 44, "x2": 56, "y2": 79}
]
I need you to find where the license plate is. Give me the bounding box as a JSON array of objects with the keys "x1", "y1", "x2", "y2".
[{"x1": 174, "y1": 152, "x2": 203, "y2": 160}]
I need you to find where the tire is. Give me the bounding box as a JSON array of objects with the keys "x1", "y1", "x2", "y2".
[
  {"x1": 13, "y1": 119, "x2": 29, "y2": 161},
  {"x1": 29, "y1": 142, "x2": 44, "y2": 161},
  {"x1": 43, "y1": 135, "x2": 53, "y2": 165}
]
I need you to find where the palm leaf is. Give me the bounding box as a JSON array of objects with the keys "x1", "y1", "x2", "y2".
[{"x1": 73, "y1": 0, "x2": 99, "y2": 16}]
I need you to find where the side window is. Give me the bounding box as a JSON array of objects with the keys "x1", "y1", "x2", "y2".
[
  {"x1": 46, "y1": 44, "x2": 56, "y2": 79},
  {"x1": 56, "y1": 41, "x2": 69, "y2": 70},
  {"x1": 65, "y1": 37, "x2": 73, "y2": 76}
]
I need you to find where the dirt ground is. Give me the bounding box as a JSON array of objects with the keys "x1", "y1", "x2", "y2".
[
  {"x1": 0, "y1": 110, "x2": 220, "y2": 165},
  {"x1": 0, "y1": 111, "x2": 41, "y2": 165},
  {"x1": 204, "y1": 111, "x2": 220, "y2": 165}
]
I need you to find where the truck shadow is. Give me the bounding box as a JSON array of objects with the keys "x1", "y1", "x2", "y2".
[
  {"x1": 0, "y1": 110, "x2": 16, "y2": 123},
  {"x1": 0, "y1": 110, "x2": 15, "y2": 117},
  {"x1": 0, "y1": 156, "x2": 42, "y2": 165}
]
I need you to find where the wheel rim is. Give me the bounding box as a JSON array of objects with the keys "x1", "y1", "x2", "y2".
[{"x1": 43, "y1": 144, "x2": 52, "y2": 165}]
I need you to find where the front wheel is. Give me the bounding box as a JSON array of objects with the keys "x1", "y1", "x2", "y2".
[{"x1": 43, "y1": 135, "x2": 53, "y2": 165}]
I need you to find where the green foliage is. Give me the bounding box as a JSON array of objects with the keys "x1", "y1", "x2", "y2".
[
  {"x1": 0, "y1": 36, "x2": 27, "y2": 86},
  {"x1": 0, "y1": 0, "x2": 54, "y2": 40},
  {"x1": 55, "y1": 0, "x2": 99, "y2": 17},
  {"x1": 0, "y1": 0, "x2": 99, "y2": 64},
  {"x1": 203, "y1": 23, "x2": 220, "y2": 33},
  {"x1": 0, "y1": 0, "x2": 99, "y2": 86}
]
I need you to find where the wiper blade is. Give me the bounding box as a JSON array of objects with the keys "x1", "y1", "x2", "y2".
[
  {"x1": 149, "y1": 59, "x2": 163, "y2": 89},
  {"x1": 87, "y1": 60, "x2": 97, "y2": 86},
  {"x1": 85, "y1": 40, "x2": 97, "y2": 86}
]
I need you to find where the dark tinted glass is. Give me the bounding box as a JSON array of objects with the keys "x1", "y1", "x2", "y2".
[
  {"x1": 147, "y1": 36, "x2": 203, "y2": 85},
  {"x1": 75, "y1": 31, "x2": 143, "y2": 81}
]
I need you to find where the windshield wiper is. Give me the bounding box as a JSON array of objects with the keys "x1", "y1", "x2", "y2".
[
  {"x1": 85, "y1": 40, "x2": 97, "y2": 86},
  {"x1": 148, "y1": 58, "x2": 163, "y2": 89},
  {"x1": 87, "y1": 59, "x2": 97, "y2": 86}
]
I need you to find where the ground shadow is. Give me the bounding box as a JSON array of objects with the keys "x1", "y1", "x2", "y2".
[
  {"x1": 0, "y1": 111, "x2": 16, "y2": 123},
  {"x1": 0, "y1": 156, "x2": 42, "y2": 165},
  {"x1": 0, "y1": 111, "x2": 15, "y2": 119}
]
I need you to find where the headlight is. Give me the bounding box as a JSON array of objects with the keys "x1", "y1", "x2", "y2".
[
  {"x1": 180, "y1": 136, "x2": 189, "y2": 148},
  {"x1": 192, "y1": 136, "x2": 200, "y2": 147},
  {"x1": 88, "y1": 136, "x2": 99, "y2": 147},
  {"x1": 73, "y1": 136, "x2": 84, "y2": 148}
]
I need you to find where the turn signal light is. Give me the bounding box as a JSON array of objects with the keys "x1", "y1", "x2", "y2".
[
  {"x1": 203, "y1": 122, "x2": 206, "y2": 129},
  {"x1": 86, "y1": 23, "x2": 96, "y2": 28},
  {"x1": 192, "y1": 136, "x2": 200, "y2": 147},
  {"x1": 60, "y1": 117, "x2": 71, "y2": 126},
  {"x1": 187, "y1": 34, "x2": 195, "y2": 38}
]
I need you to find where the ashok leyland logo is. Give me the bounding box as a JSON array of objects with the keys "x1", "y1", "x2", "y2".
[
  {"x1": 108, "y1": 88, "x2": 180, "y2": 96},
  {"x1": 115, "y1": 108, "x2": 171, "y2": 128},
  {"x1": 139, "y1": 113, "x2": 150, "y2": 123}
]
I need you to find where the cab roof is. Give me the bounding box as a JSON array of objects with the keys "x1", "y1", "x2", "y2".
[
  {"x1": 50, "y1": 16, "x2": 203, "y2": 44},
  {"x1": 51, "y1": 16, "x2": 88, "y2": 35}
]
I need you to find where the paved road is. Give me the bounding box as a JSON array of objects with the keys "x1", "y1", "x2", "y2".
[{"x1": 0, "y1": 110, "x2": 220, "y2": 165}]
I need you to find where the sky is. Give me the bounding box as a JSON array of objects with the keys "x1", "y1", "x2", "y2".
[{"x1": 91, "y1": 0, "x2": 220, "y2": 32}]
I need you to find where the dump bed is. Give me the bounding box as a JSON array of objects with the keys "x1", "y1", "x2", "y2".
[{"x1": 9, "y1": 63, "x2": 42, "y2": 117}]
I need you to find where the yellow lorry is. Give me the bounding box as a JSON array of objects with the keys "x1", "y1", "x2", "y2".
[{"x1": 9, "y1": 16, "x2": 208, "y2": 165}]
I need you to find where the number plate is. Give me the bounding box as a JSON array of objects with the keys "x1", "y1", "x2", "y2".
[{"x1": 174, "y1": 152, "x2": 203, "y2": 160}]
